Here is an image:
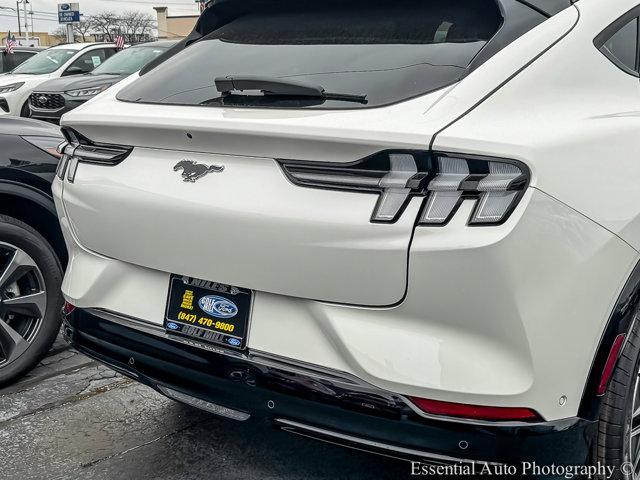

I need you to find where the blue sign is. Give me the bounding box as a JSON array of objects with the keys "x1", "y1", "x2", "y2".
[{"x1": 58, "y1": 3, "x2": 80, "y2": 23}]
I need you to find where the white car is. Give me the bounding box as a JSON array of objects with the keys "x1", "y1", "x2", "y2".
[
  {"x1": 0, "y1": 42, "x2": 118, "y2": 117},
  {"x1": 51, "y1": 0, "x2": 640, "y2": 471}
]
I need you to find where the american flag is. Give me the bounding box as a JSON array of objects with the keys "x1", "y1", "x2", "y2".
[
  {"x1": 115, "y1": 35, "x2": 125, "y2": 50},
  {"x1": 6, "y1": 32, "x2": 16, "y2": 55}
]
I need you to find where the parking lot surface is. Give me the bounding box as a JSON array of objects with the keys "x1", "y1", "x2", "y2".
[{"x1": 0, "y1": 337, "x2": 411, "y2": 480}]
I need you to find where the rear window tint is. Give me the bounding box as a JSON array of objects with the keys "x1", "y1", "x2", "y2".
[
  {"x1": 118, "y1": 0, "x2": 503, "y2": 109},
  {"x1": 602, "y1": 17, "x2": 639, "y2": 74}
]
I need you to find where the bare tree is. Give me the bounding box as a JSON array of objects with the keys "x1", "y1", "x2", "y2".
[
  {"x1": 89, "y1": 11, "x2": 120, "y2": 42},
  {"x1": 73, "y1": 21, "x2": 94, "y2": 42},
  {"x1": 52, "y1": 10, "x2": 157, "y2": 44},
  {"x1": 51, "y1": 26, "x2": 76, "y2": 43},
  {"x1": 119, "y1": 11, "x2": 155, "y2": 43}
]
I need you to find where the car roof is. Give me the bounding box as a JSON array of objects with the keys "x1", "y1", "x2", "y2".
[
  {"x1": 207, "y1": 0, "x2": 576, "y2": 17},
  {"x1": 0, "y1": 117, "x2": 61, "y2": 137},
  {"x1": 0, "y1": 46, "x2": 44, "y2": 52},
  {"x1": 50, "y1": 42, "x2": 115, "y2": 51},
  {"x1": 132, "y1": 40, "x2": 178, "y2": 48},
  {"x1": 521, "y1": 0, "x2": 576, "y2": 16}
]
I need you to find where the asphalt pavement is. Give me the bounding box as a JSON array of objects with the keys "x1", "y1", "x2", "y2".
[{"x1": 0, "y1": 336, "x2": 413, "y2": 480}]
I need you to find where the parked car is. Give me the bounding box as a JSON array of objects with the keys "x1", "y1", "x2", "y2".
[
  {"x1": 0, "y1": 117, "x2": 65, "y2": 386},
  {"x1": 0, "y1": 46, "x2": 44, "y2": 74},
  {"x1": 55, "y1": 0, "x2": 640, "y2": 472},
  {"x1": 30, "y1": 41, "x2": 177, "y2": 123},
  {"x1": 0, "y1": 43, "x2": 119, "y2": 117}
]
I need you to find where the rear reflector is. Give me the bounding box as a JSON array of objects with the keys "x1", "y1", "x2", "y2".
[
  {"x1": 408, "y1": 397, "x2": 542, "y2": 422},
  {"x1": 597, "y1": 333, "x2": 626, "y2": 396},
  {"x1": 62, "y1": 301, "x2": 76, "y2": 315}
]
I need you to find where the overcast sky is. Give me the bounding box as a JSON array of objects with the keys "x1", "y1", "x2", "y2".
[{"x1": 0, "y1": 0, "x2": 201, "y2": 33}]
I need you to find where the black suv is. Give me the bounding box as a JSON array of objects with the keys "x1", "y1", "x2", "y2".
[{"x1": 0, "y1": 118, "x2": 65, "y2": 386}]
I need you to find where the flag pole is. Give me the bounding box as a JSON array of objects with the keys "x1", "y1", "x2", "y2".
[
  {"x1": 23, "y1": 0, "x2": 28, "y2": 41},
  {"x1": 16, "y1": 1, "x2": 21, "y2": 36}
]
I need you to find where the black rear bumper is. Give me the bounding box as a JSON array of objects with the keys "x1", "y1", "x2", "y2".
[{"x1": 64, "y1": 308, "x2": 596, "y2": 468}]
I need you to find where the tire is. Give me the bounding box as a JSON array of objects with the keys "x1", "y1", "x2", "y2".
[
  {"x1": 0, "y1": 214, "x2": 63, "y2": 387},
  {"x1": 595, "y1": 317, "x2": 640, "y2": 479}
]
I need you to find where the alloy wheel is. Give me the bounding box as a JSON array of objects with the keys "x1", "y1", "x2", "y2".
[{"x1": 0, "y1": 242, "x2": 47, "y2": 368}]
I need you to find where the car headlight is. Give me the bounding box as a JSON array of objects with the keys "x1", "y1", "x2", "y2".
[
  {"x1": 66, "y1": 84, "x2": 111, "y2": 97},
  {"x1": 0, "y1": 82, "x2": 25, "y2": 94}
]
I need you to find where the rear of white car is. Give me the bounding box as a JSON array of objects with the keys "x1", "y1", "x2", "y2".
[{"x1": 54, "y1": 0, "x2": 640, "y2": 470}]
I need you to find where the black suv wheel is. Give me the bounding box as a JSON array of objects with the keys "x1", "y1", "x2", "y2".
[{"x1": 0, "y1": 214, "x2": 63, "y2": 386}]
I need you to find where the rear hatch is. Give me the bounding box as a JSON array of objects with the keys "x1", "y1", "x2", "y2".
[{"x1": 59, "y1": 0, "x2": 548, "y2": 306}]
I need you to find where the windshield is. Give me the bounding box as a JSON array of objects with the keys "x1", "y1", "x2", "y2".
[
  {"x1": 12, "y1": 49, "x2": 77, "y2": 74},
  {"x1": 118, "y1": 0, "x2": 502, "y2": 109},
  {"x1": 93, "y1": 46, "x2": 169, "y2": 75}
]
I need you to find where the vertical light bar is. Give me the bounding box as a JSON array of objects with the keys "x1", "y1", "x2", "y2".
[
  {"x1": 420, "y1": 157, "x2": 469, "y2": 224},
  {"x1": 470, "y1": 162, "x2": 522, "y2": 224},
  {"x1": 371, "y1": 154, "x2": 417, "y2": 222}
]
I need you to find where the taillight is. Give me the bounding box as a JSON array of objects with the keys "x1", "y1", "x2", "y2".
[
  {"x1": 57, "y1": 128, "x2": 132, "y2": 182},
  {"x1": 408, "y1": 397, "x2": 542, "y2": 422},
  {"x1": 280, "y1": 151, "x2": 529, "y2": 225},
  {"x1": 421, "y1": 154, "x2": 527, "y2": 226}
]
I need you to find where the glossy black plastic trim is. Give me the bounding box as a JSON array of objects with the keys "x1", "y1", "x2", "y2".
[
  {"x1": 130, "y1": 0, "x2": 551, "y2": 111},
  {"x1": 593, "y1": 5, "x2": 640, "y2": 78},
  {"x1": 0, "y1": 180, "x2": 56, "y2": 215},
  {"x1": 579, "y1": 259, "x2": 640, "y2": 420},
  {"x1": 517, "y1": 0, "x2": 573, "y2": 17},
  {"x1": 467, "y1": 0, "x2": 546, "y2": 75},
  {"x1": 65, "y1": 308, "x2": 596, "y2": 466}
]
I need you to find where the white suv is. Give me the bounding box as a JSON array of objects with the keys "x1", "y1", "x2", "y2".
[
  {"x1": 53, "y1": 0, "x2": 640, "y2": 472},
  {"x1": 0, "y1": 43, "x2": 118, "y2": 117}
]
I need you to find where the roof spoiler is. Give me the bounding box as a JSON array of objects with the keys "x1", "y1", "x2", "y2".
[{"x1": 140, "y1": 0, "x2": 577, "y2": 77}]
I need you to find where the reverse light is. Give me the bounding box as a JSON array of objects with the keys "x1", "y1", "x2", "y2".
[
  {"x1": 0, "y1": 82, "x2": 24, "y2": 94},
  {"x1": 66, "y1": 85, "x2": 111, "y2": 97},
  {"x1": 280, "y1": 151, "x2": 529, "y2": 225},
  {"x1": 408, "y1": 397, "x2": 542, "y2": 422}
]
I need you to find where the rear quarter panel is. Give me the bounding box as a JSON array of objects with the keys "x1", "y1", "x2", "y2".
[{"x1": 434, "y1": 0, "x2": 640, "y2": 252}]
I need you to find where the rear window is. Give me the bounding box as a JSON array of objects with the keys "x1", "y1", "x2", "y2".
[{"x1": 118, "y1": 0, "x2": 503, "y2": 109}]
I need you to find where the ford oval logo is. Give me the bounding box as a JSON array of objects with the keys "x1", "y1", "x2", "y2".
[
  {"x1": 227, "y1": 338, "x2": 241, "y2": 347},
  {"x1": 198, "y1": 295, "x2": 238, "y2": 319},
  {"x1": 60, "y1": 4, "x2": 70, "y2": 10},
  {"x1": 166, "y1": 322, "x2": 179, "y2": 331}
]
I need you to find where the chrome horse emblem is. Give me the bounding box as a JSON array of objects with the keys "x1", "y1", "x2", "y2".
[{"x1": 173, "y1": 160, "x2": 224, "y2": 183}]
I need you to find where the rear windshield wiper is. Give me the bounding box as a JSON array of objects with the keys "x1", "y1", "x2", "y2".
[{"x1": 214, "y1": 75, "x2": 368, "y2": 105}]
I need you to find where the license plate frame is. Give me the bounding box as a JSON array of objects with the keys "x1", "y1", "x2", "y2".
[{"x1": 164, "y1": 275, "x2": 252, "y2": 350}]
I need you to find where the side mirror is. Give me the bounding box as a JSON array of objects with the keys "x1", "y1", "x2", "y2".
[{"x1": 63, "y1": 66, "x2": 85, "y2": 76}]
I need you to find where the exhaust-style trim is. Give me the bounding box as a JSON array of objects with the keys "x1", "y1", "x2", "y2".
[{"x1": 274, "y1": 418, "x2": 503, "y2": 466}]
